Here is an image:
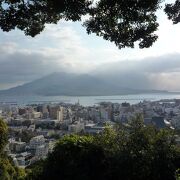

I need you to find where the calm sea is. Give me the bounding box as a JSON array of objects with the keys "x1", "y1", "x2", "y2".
[{"x1": 0, "y1": 93, "x2": 180, "y2": 106}]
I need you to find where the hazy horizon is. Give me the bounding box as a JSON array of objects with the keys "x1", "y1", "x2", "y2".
[{"x1": 0, "y1": 70, "x2": 179, "y2": 93}]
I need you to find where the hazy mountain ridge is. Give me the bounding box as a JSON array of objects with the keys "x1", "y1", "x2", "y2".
[{"x1": 0, "y1": 72, "x2": 168, "y2": 96}]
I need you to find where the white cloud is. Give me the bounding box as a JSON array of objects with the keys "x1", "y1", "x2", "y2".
[
  {"x1": 0, "y1": 8, "x2": 180, "y2": 91},
  {"x1": 94, "y1": 53, "x2": 180, "y2": 91}
]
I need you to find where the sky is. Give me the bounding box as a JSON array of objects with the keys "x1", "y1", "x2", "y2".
[{"x1": 0, "y1": 0, "x2": 180, "y2": 91}]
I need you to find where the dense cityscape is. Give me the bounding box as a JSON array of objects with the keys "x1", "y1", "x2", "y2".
[{"x1": 1, "y1": 99, "x2": 180, "y2": 169}]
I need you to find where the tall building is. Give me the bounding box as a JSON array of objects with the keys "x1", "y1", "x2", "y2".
[
  {"x1": 57, "y1": 106, "x2": 64, "y2": 121},
  {"x1": 49, "y1": 106, "x2": 59, "y2": 119}
]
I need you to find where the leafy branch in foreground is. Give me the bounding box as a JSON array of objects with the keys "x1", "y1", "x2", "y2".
[
  {"x1": 0, "y1": 0, "x2": 179, "y2": 49},
  {"x1": 26, "y1": 116, "x2": 180, "y2": 180},
  {"x1": 0, "y1": 118, "x2": 26, "y2": 180}
]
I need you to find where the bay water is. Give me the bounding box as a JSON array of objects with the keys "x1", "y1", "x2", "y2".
[{"x1": 0, "y1": 93, "x2": 180, "y2": 106}]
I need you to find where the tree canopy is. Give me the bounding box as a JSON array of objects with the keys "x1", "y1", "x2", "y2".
[
  {"x1": 26, "y1": 116, "x2": 180, "y2": 180},
  {"x1": 0, "y1": 118, "x2": 25, "y2": 180},
  {"x1": 165, "y1": 0, "x2": 180, "y2": 24},
  {"x1": 0, "y1": 116, "x2": 179, "y2": 180},
  {"x1": 0, "y1": 118, "x2": 8, "y2": 153},
  {"x1": 0, "y1": 0, "x2": 179, "y2": 49}
]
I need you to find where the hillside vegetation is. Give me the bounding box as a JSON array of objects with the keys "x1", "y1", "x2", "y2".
[{"x1": 0, "y1": 117, "x2": 180, "y2": 180}]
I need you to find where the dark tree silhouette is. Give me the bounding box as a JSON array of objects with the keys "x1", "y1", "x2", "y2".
[
  {"x1": 26, "y1": 117, "x2": 180, "y2": 180},
  {"x1": 165, "y1": 0, "x2": 180, "y2": 24},
  {"x1": 0, "y1": 0, "x2": 179, "y2": 49}
]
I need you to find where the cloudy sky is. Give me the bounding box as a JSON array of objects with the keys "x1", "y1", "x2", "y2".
[{"x1": 0, "y1": 0, "x2": 180, "y2": 91}]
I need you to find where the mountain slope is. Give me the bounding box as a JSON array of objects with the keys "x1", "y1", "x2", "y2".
[{"x1": 0, "y1": 72, "x2": 167, "y2": 96}]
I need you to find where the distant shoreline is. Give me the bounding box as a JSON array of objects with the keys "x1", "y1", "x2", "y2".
[{"x1": 0, "y1": 93, "x2": 180, "y2": 106}]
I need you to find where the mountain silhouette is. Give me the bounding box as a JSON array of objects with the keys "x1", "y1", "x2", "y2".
[{"x1": 0, "y1": 72, "x2": 167, "y2": 96}]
